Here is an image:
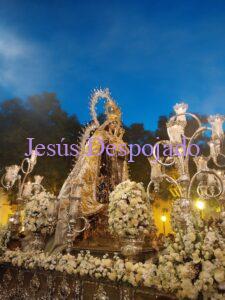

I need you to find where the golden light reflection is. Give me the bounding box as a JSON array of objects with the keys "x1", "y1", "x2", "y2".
[
  {"x1": 152, "y1": 197, "x2": 173, "y2": 235},
  {"x1": 0, "y1": 188, "x2": 16, "y2": 225},
  {"x1": 195, "y1": 200, "x2": 205, "y2": 210},
  {"x1": 160, "y1": 215, "x2": 167, "y2": 222}
]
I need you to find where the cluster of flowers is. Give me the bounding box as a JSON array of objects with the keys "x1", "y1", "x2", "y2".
[
  {"x1": 2, "y1": 179, "x2": 225, "y2": 299},
  {"x1": 2, "y1": 210, "x2": 225, "y2": 300},
  {"x1": 108, "y1": 180, "x2": 154, "y2": 238},
  {"x1": 23, "y1": 191, "x2": 56, "y2": 235},
  {"x1": 0, "y1": 224, "x2": 11, "y2": 256},
  {"x1": 157, "y1": 211, "x2": 225, "y2": 300}
]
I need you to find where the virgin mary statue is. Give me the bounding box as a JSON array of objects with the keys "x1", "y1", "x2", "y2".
[{"x1": 48, "y1": 89, "x2": 129, "y2": 253}]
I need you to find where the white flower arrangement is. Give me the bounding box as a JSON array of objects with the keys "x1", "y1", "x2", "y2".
[
  {"x1": 0, "y1": 224, "x2": 11, "y2": 256},
  {"x1": 23, "y1": 191, "x2": 56, "y2": 235},
  {"x1": 3, "y1": 212, "x2": 225, "y2": 300},
  {"x1": 108, "y1": 180, "x2": 154, "y2": 238},
  {"x1": 154, "y1": 212, "x2": 225, "y2": 299},
  {"x1": 2, "y1": 182, "x2": 225, "y2": 299}
]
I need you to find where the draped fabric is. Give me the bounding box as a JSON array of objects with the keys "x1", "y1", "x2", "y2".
[{"x1": 48, "y1": 127, "x2": 129, "y2": 254}]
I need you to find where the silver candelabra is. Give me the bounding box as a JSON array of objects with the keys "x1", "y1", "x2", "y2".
[{"x1": 147, "y1": 103, "x2": 225, "y2": 228}]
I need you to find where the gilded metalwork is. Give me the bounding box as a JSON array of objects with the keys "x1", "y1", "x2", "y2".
[
  {"x1": 30, "y1": 272, "x2": 41, "y2": 296},
  {"x1": 57, "y1": 276, "x2": 71, "y2": 298},
  {"x1": 120, "y1": 287, "x2": 131, "y2": 300},
  {"x1": 46, "y1": 273, "x2": 55, "y2": 298},
  {"x1": 74, "y1": 279, "x2": 81, "y2": 300},
  {"x1": 2, "y1": 268, "x2": 12, "y2": 285},
  {"x1": 93, "y1": 284, "x2": 109, "y2": 300},
  {"x1": 0, "y1": 265, "x2": 176, "y2": 300}
]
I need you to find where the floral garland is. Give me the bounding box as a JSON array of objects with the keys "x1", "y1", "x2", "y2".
[
  {"x1": 23, "y1": 191, "x2": 56, "y2": 235},
  {"x1": 2, "y1": 249, "x2": 157, "y2": 287},
  {"x1": 2, "y1": 180, "x2": 225, "y2": 299},
  {"x1": 2, "y1": 211, "x2": 225, "y2": 299},
  {"x1": 108, "y1": 180, "x2": 154, "y2": 238}
]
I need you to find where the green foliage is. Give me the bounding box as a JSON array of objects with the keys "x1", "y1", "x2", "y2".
[{"x1": 0, "y1": 93, "x2": 82, "y2": 194}]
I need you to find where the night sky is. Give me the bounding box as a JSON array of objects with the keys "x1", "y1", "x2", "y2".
[{"x1": 0, "y1": 0, "x2": 225, "y2": 129}]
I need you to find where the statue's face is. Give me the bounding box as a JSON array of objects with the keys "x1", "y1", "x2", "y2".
[
  {"x1": 109, "y1": 121, "x2": 118, "y2": 131},
  {"x1": 107, "y1": 106, "x2": 115, "y2": 114}
]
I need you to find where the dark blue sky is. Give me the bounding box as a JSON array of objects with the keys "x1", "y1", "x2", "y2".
[{"x1": 0, "y1": 0, "x2": 225, "y2": 129}]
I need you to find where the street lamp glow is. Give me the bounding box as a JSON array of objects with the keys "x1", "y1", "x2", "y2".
[
  {"x1": 161, "y1": 215, "x2": 167, "y2": 222},
  {"x1": 196, "y1": 200, "x2": 205, "y2": 210}
]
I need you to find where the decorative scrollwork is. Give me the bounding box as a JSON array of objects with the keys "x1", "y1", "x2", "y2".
[
  {"x1": 74, "y1": 279, "x2": 81, "y2": 299},
  {"x1": 188, "y1": 170, "x2": 224, "y2": 199},
  {"x1": 57, "y1": 276, "x2": 71, "y2": 299},
  {"x1": 120, "y1": 287, "x2": 131, "y2": 300},
  {"x1": 46, "y1": 273, "x2": 55, "y2": 298},
  {"x1": 148, "y1": 102, "x2": 225, "y2": 231},
  {"x1": 30, "y1": 272, "x2": 40, "y2": 295},
  {"x1": 93, "y1": 284, "x2": 109, "y2": 300},
  {"x1": 3, "y1": 269, "x2": 12, "y2": 286}
]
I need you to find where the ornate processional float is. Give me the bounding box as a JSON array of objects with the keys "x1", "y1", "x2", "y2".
[{"x1": 0, "y1": 89, "x2": 225, "y2": 300}]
